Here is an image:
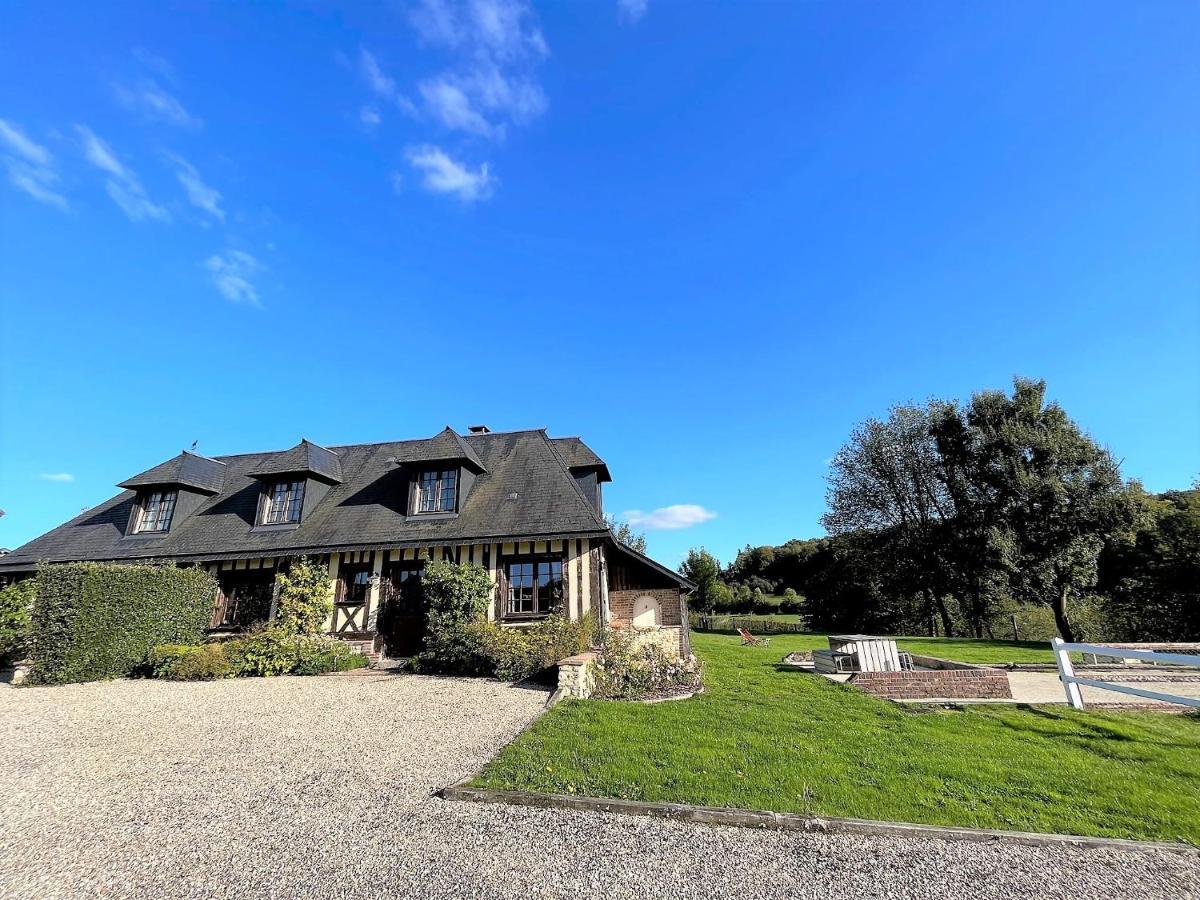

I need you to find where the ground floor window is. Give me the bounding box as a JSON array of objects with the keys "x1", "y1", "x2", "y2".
[
  {"x1": 504, "y1": 556, "x2": 564, "y2": 617},
  {"x1": 211, "y1": 570, "x2": 275, "y2": 629}
]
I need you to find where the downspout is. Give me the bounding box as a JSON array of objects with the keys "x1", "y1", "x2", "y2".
[{"x1": 598, "y1": 546, "x2": 610, "y2": 646}]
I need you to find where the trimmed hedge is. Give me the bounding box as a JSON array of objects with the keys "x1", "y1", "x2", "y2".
[
  {"x1": 1, "y1": 579, "x2": 36, "y2": 666},
  {"x1": 31, "y1": 562, "x2": 218, "y2": 684}
]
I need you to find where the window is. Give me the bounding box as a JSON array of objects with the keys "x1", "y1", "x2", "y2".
[
  {"x1": 338, "y1": 564, "x2": 373, "y2": 605},
  {"x1": 136, "y1": 489, "x2": 177, "y2": 533},
  {"x1": 415, "y1": 469, "x2": 457, "y2": 514},
  {"x1": 505, "y1": 557, "x2": 564, "y2": 617},
  {"x1": 262, "y1": 480, "x2": 305, "y2": 524}
]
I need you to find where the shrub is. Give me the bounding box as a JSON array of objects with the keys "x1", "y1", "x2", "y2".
[
  {"x1": 779, "y1": 588, "x2": 804, "y2": 615},
  {"x1": 412, "y1": 560, "x2": 493, "y2": 674},
  {"x1": 274, "y1": 557, "x2": 333, "y2": 636},
  {"x1": 592, "y1": 629, "x2": 703, "y2": 700},
  {"x1": 0, "y1": 579, "x2": 36, "y2": 666},
  {"x1": 149, "y1": 643, "x2": 233, "y2": 680},
  {"x1": 473, "y1": 613, "x2": 593, "y2": 682},
  {"x1": 30, "y1": 562, "x2": 217, "y2": 685},
  {"x1": 150, "y1": 632, "x2": 367, "y2": 680}
]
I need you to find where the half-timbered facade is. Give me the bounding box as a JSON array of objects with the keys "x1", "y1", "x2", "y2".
[{"x1": 0, "y1": 426, "x2": 693, "y2": 658}]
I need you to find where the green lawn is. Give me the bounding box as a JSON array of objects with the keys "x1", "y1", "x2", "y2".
[
  {"x1": 694, "y1": 626, "x2": 1058, "y2": 664},
  {"x1": 474, "y1": 632, "x2": 1200, "y2": 843}
]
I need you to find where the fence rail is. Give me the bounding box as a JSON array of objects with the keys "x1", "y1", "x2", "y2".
[
  {"x1": 1050, "y1": 639, "x2": 1200, "y2": 710},
  {"x1": 690, "y1": 614, "x2": 810, "y2": 635}
]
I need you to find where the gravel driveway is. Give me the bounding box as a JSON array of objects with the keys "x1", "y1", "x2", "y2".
[{"x1": 2, "y1": 673, "x2": 1195, "y2": 899}]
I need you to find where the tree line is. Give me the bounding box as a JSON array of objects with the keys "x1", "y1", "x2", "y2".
[{"x1": 681, "y1": 378, "x2": 1199, "y2": 642}]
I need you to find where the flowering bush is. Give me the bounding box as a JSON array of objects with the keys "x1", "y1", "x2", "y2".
[
  {"x1": 592, "y1": 629, "x2": 703, "y2": 700},
  {"x1": 470, "y1": 613, "x2": 594, "y2": 682}
]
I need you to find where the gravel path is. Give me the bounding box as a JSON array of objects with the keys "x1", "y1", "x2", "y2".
[{"x1": 2, "y1": 674, "x2": 1195, "y2": 899}]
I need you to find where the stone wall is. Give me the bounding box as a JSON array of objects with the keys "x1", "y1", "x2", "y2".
[
  {"x1": 630, "y1": 626, "x2": 683, "y2": 659},
  {"x1": 557, "y1": 651, "x2": 599, "y2": 700},
  {"x1": 849, "y1": 665, "x2": 1012, "y2": 701}
]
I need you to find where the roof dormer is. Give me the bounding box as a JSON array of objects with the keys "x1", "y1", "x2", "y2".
[
  {"x1": 118, "y1": 450, "x2": 227, "y2": 537},
  {"x1": 247, "y1": 439, "x2": 342, "y2": 528},
  {"x1": 389, "y1": 427, "x2": 487, "y2": 518}
]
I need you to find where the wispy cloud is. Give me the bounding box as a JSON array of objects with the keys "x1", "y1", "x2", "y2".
[
  {"x1": 621, "y1": 504, "x2": 717, "y2": 531},
  {"x1": 617, "y1": 0, "x2": 648, "y2": 24},
  {"x1": 39, "y1": 472, "x2": 75, "y2": 483},
  {"x1": 360, "y1": 106, "x2": 382, "y2": 128},
  {"x1": 358, "y1": 48, "x2": 419, "y2": 119},
  {"x1": 114, "y1": 79, "x2": 202, "y2": 128},
  {"x1": 165, "y1": 153, "x2": 224, "y2": 222},
  {"x1": 0, "y1": 119, "x2": 67, "y2": 209},
  {"x1": 205, "y1": 249, "x2": 264, "y2": 305},
  {"x1": 402, "y1": 0, "x2": 548, "y2": 141},
  {"x1": 77, "y1": 125, "x2": 169, "y2": 222},
  {"x1": 405, "y1": 144, "x2": 494, "y2": 201}
]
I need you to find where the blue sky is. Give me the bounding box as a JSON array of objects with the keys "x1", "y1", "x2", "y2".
[{"x1": 1, "y1": 1, "x2": 1197, "y2": 568}]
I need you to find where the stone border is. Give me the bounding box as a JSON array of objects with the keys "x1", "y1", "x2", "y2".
[{"x1": 439, "y1": 780, "x2": 1196, "y2": 856}]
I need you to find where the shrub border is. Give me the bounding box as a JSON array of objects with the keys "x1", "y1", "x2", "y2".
[{"x1": 438, "y1": 779, "x2": 1196, "y2": 856}]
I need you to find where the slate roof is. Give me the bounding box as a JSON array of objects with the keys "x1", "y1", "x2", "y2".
[
  {"x1": 1, "y1": 429, "x2": 609, "y2": 570},
  {"x1": 247, "y1": 439, "x2": 343, "y2": 484},
  {"x1": 551, "y1": 437, "x2": 612, "y2": 482},
  {"x1": 118, "y1": 451, "x2": 227, "y2": 494}
]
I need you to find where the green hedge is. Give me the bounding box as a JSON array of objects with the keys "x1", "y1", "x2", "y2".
[
  {"x1": 31, "y1": 562, "x2": 218, "y2": 684},
  {"x1": 149, "y1": 632, "x2": 367, "y2": 680}
]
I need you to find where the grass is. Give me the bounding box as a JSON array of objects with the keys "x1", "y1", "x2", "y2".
[
  {"x1": 474, "y1": 632, "x2": 1200, "y2": 843},
  {"x1": 693, "y1": 626, "x2": 1058, "y2": 664}
]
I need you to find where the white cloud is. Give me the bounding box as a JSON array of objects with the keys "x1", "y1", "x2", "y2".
[
  {"x1": 418, "y1": 77, "x2": 496, "y2": 137},
  {"x1": 360, "y1": 106, "x2": 382, "y2": 127},
  {"x1": 386, "y1": 0, "x2": 548, "y2": 140},
  {"x1": 39, "y1": 472, "x2": 75, "y2": 482},
  {"x1": 77, "y1": 126, "x2": 169, "y2": 222},
  {"x1": 0, "y1": 119, "x2": 67, "y2": 209},
  {"x1": 205, "y1": 249, "x2": 264, "y2": 305},
  {"x1": 617, "y1": 0, "x2": 648, "y2": 24},
  {"x1": 114, "y1": 79, "x2": 202, "y2": 128},
  {"x1": 165, "y1": 153, "x2": 224, "y2": 222},
  {"x1": 621, "y1": 504, "x2": 718, "y2": 531},
  {"x1": 405, "y1": 144, "x2": 494, "y2": 201}
]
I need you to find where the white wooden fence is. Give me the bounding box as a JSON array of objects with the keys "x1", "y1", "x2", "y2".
[{"x1": 1050, "y1": 638, "x2": 1200, "y2": 710}]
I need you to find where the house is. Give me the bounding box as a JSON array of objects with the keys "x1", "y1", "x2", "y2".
[{"x1": 0, "y1": 427, "x2": 692, "y2": 658}]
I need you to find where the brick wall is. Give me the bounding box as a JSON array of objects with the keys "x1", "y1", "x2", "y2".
[
  {"x1": 609, "y1": 588, "x2": 686, "y2": 656},
  {"x1": 849, "y1": 668, "x2": 1012, "y2": 701}
]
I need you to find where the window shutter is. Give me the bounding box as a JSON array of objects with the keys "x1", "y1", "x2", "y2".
[{"x1": 495, "y1": 565, "x2": 508, "y2": 619}]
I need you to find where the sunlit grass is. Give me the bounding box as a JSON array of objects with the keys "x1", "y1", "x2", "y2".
[{"x1": 474, "y1": 632, "x2": 1200, "y2": 843}]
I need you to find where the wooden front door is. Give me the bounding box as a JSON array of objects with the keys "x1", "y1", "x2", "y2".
[
  {"x1": 378, "y1": 561, "x2": 425, "y2": 657},
  {"x1": 211, "y1": 570, "x2": 275, "y2": 629},
  {"x1": 332, "y1": 562, "x2": 373, "y2": 635}
]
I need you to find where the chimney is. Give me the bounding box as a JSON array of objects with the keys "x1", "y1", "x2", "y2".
[{"x1": 468, "y1": 424, "x2": 491, "y2": 434}]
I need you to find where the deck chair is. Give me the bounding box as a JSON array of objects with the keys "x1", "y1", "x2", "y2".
[{"x1": 737, "y1": 627, "x2": 770, "y2": 646}]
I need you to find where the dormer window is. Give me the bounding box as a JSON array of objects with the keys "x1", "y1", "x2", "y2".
[
  {"x1": 415, "y1": 469, "x2": 457, "y2": 514},
  {"x1": 262, "y1": 480, "x2": 305, "y2": 525},
  {"x1": 135, "y1": 489, "x2": 177, "y2": 533}
]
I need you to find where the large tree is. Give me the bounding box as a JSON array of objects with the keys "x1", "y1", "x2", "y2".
[
  {"x1": 823, "y1": 402, "x2": 959, "y2": 635},
  {"x1": 680, "y1": 548, "x2": 722, "y2": 613},
  {"x1": 949, "y1": 378, "x2": 1136, "y2": 642}
]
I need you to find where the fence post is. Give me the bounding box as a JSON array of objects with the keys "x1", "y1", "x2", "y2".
[{"x1": 1051, "y1": 637, "x2": 1085, "y2": 710}]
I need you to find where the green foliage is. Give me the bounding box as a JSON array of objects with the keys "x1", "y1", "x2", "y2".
[
  {"x1": 779, "y1": 588, "x2": 803, "y2": 615},
  {"x1": 412, "y1": 560, "x2": 493, "y2": 674},
  {"x1": 475, "y1": 632, "x2": 1200, "y2": 843},
  {"x1": 592, "y1": 628, "x2": 702, "y2": 700},
  {"x1": 274, "y1": 556, "x2": 333, "y2": 636},
  {"x1": 149, "y1": 631, "x2": 366, "y2": 680},
  {"x1": 30, "y1": 562, "x2": 217, "y2": 684},
  {"x1": 679, "y1": 548, "x2": 722, "y2": 613},
  {"x1": 471, "y1": 612, "x2": 594, "y2": 682},
  {"x1": 0, "y1": 579, "x2": 36, "y2": 665},
  {"x1": 604, "y1": 515, "x2": 647, "y2": 554},
  {"x1": 149, "y1": 642, "x2": 234, "y2": 680}
]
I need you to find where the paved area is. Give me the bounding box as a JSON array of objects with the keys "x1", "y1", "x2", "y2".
[
  {"x1": 2, "y1": 674, "x2": 1196, "y2": 899},
  {"x1": 1007, "y1": 669, "x2": 1200, "y2": 707}
]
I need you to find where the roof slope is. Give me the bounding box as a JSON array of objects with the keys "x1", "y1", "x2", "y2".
[
  {"x1": 118, "y1": 451, "x2": 227, "y2": 494},
  {"x1": 247, "y1": 439, "x2": 343, "y2": 483},
  {"x1": 550, "y1": 437, "x2": 611, "y2": 481},
  {"x1": 2, "y1": 429, "x2": 607, "y2": 568}
]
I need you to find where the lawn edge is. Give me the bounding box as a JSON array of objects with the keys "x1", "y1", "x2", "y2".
[{"x1": 438, "y1": 779, "x2": 1197, "y2": 856}]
